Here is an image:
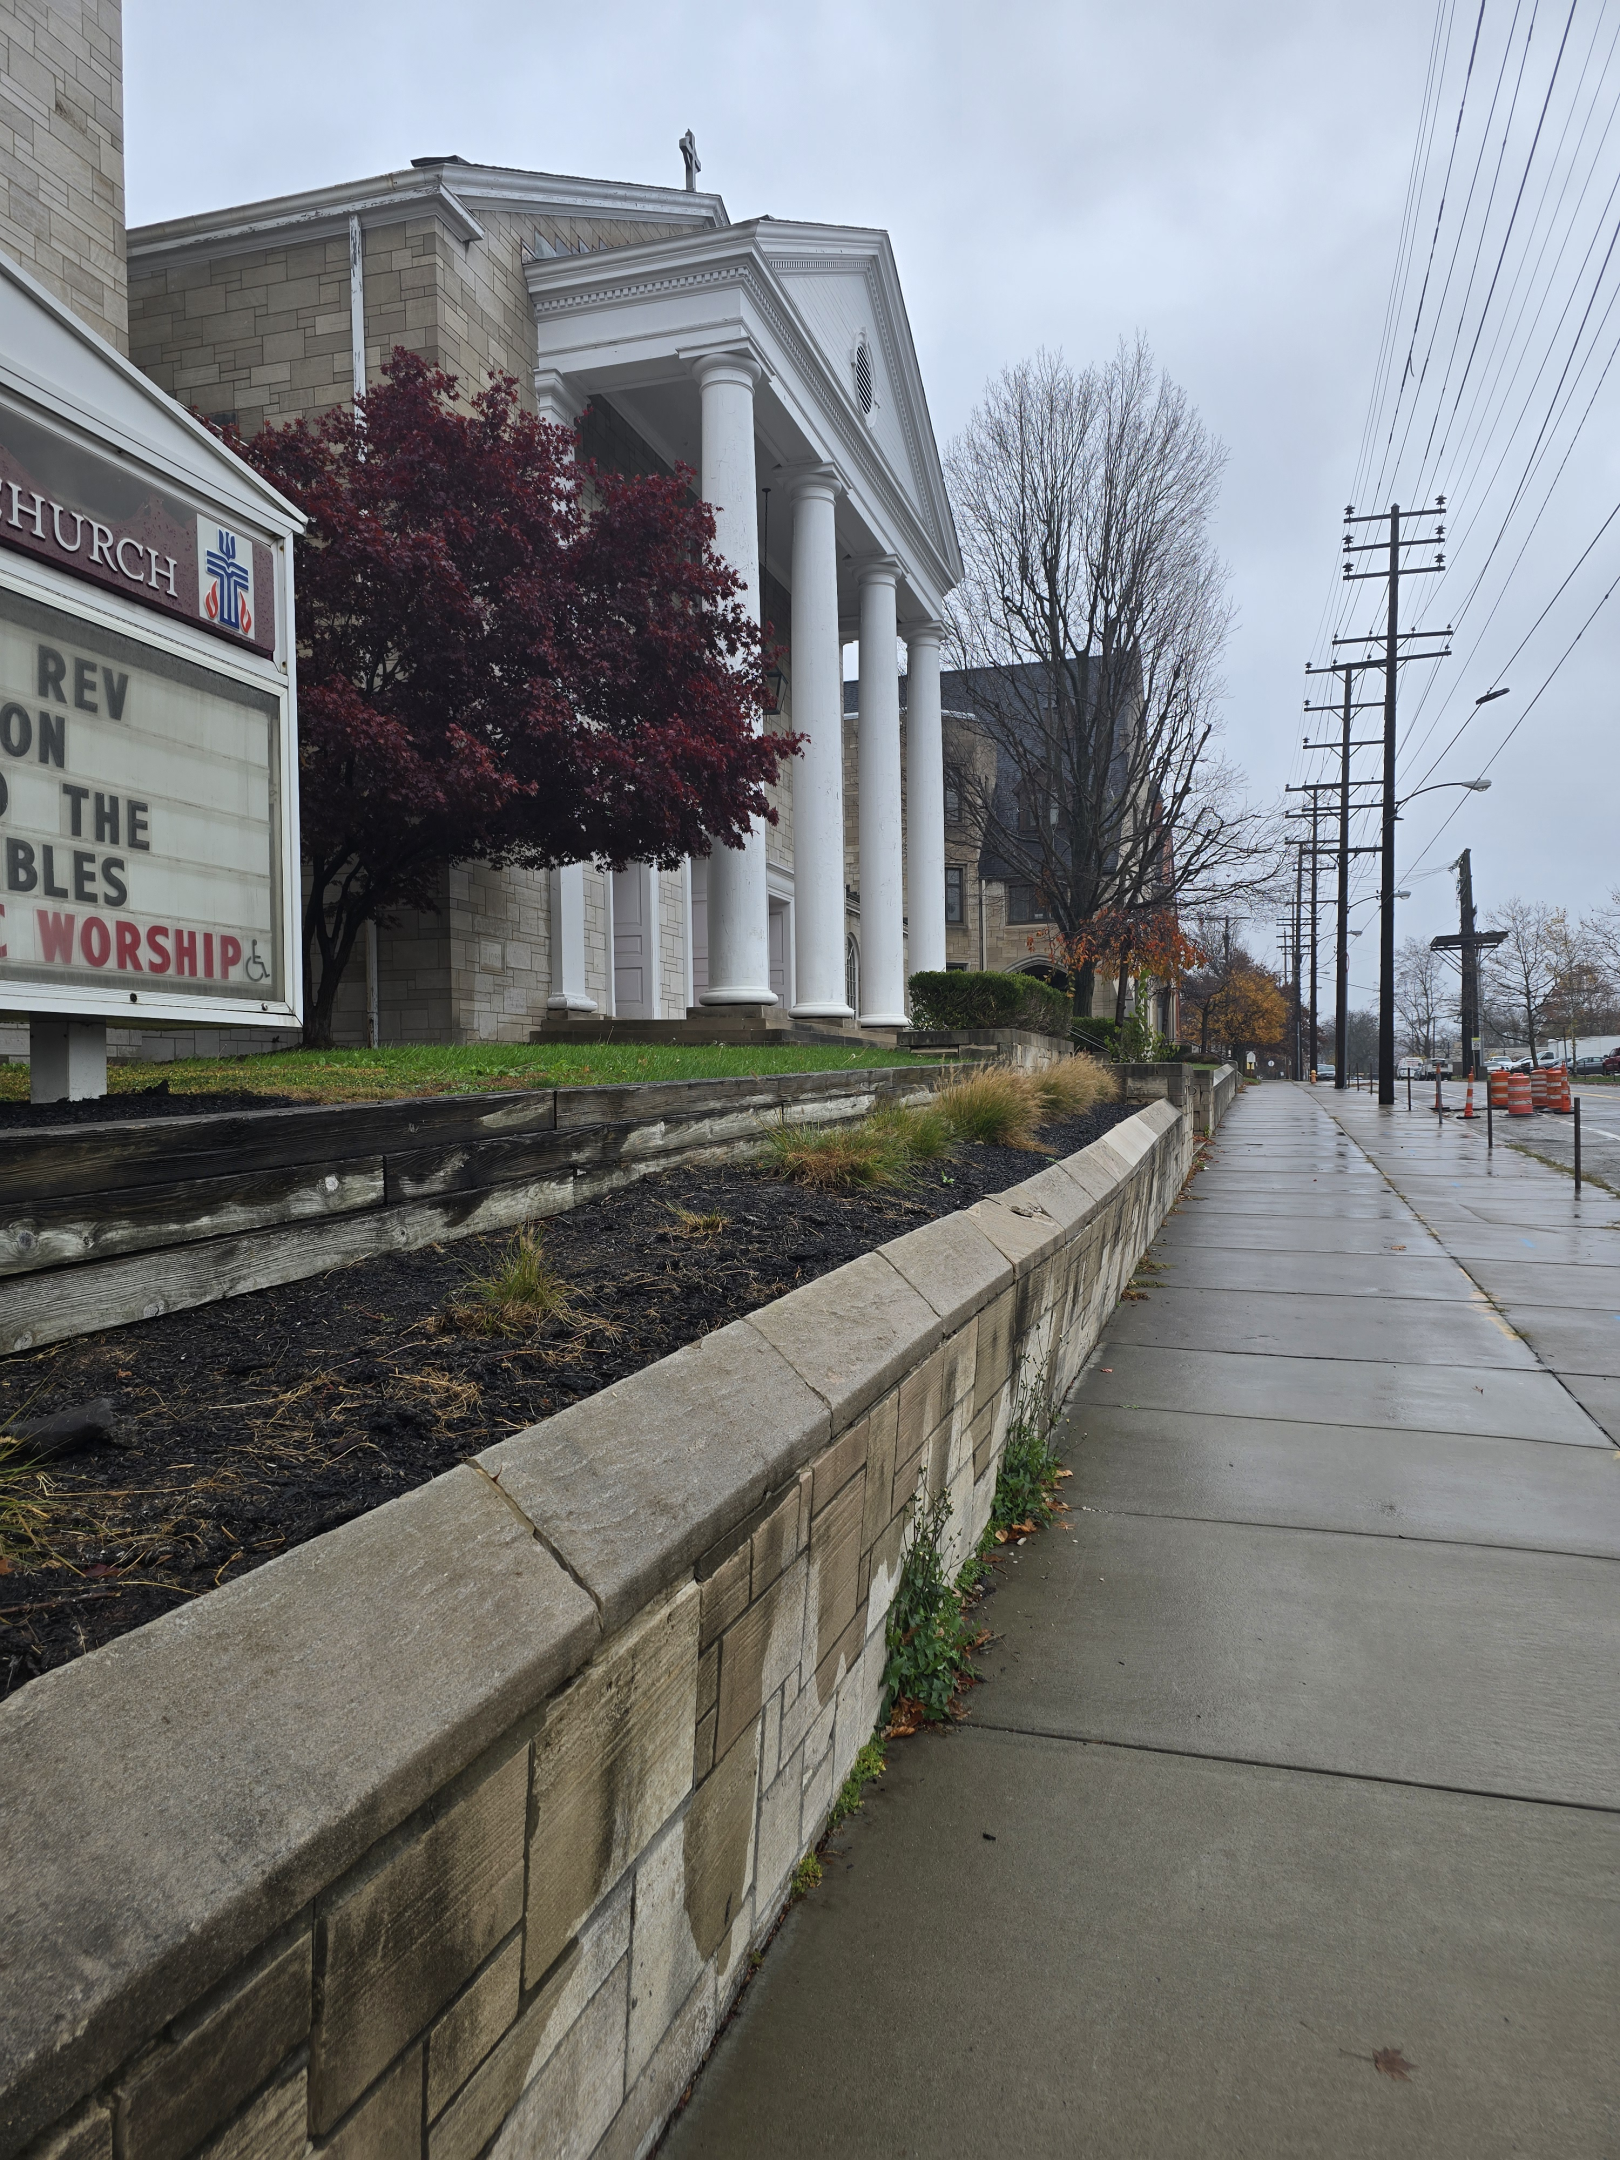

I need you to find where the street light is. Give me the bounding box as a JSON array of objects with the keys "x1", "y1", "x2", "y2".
[{"x1": 1397, "y1": 778, "x2": 1491, "y2": 807}]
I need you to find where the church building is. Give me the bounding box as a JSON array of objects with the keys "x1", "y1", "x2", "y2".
[{"x1": 124, "y1": 154, "x2": 962, "y2": 1045}]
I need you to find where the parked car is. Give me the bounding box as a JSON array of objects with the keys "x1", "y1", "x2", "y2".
[
  {"x1": 1573, "y1": 1054, "x2": 1607, "y2": 1075},
  {"x1": 1314, "y1": 1063, "x2": 1336, "y2": 1081},
  {"x1": 1604, "y1": 1049, "x2": 1620, "y2": 1075}
]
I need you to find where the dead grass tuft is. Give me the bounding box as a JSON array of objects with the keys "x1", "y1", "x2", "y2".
[
  {"x1": 447, "y1": 1230, "x2": 576, "y2": 1338},
  {"x1": 664, "y1": 1204, "x2": 730, "y2": 1241}
]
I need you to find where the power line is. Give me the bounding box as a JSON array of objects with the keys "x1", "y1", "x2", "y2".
[{"x1": 1403, "y1": 556, "x2": 1620, "y2": 880}]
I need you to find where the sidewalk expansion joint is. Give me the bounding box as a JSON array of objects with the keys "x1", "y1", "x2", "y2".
[{"x1": 1068, "y1": 1502, "x2": 1620, "y2": 1565}]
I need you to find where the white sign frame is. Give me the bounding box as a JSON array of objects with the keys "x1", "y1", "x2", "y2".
[{"x1": 0, "y1": 545, "x2": 301, "y2": 1031}]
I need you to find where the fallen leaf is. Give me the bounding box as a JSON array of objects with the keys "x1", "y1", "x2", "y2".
[{"x1": 1373, "y1": 2048, "x2": 1416, "y2": 2082}]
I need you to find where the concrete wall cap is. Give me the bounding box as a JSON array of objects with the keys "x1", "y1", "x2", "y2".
[
  {"x1": 742, "y1": 1250, "x2": 944, "y2": 1432},
  {"x1": 1000, "y1": 1161, "x2": 1098, "y2": 1233},
  {"x1": 478, "y1": 1320, "x2": 830, "y2": 1636},
  {"x1": 963, "y1": 1191, "x2": 1069, "y2": 1277},
  {"x1": 879, "y1": 1212, "x2": 1014, "y2": 1334},
  {"x1": 1131, "y1": 1097, "x2": 1183, "y2": 1140},
  {"x1": 0, "y1": 1466, "x2": 597, "y2": 2156},
  {"x1": 1052, "y1": 1148, "x2": 1124, "y2": 1212}
]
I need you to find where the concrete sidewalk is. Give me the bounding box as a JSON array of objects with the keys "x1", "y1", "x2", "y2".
[{"x1": 662, "y1": 1083, "x2": 1620, "y2": 2159}]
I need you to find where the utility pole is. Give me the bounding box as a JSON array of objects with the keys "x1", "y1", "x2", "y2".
[
  {"x1": 1292, "y1": 848, "x2": 1304, "y2": 1080},
  {"x1": 1303, "y1": 661, "x2": 1383, "y2": 1091},
  {"x1": 1338, "y1": 500, "x2": 1450, "y2": 1104},
  {"x1": 1430, "y1": 846, "x2": 1504, "y2": 1080},
  {"x1": 1309, "y1": 793, "x2": 1321, "y2": 1076}
]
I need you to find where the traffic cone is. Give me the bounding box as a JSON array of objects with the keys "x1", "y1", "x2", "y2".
[{"x1": 1461, "y1": 1078, "x2": 1476, "y2": 1119}]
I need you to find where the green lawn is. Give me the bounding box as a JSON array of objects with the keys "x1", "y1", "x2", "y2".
[{"x1": 0, "y1": 1039, "x2": 944, "y2": 1107}]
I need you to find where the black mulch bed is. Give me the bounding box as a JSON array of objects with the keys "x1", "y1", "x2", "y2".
[
  {"x1": 0, "y1": 1082, "x2": 306, "y2": 1127},
  {"x1": 0, "y1": 1099, "x2": 1137, "y2": 1699}
]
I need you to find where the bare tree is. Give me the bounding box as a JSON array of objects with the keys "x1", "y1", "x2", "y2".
[
  {"x1": 1578, "y1": 889, "x2": 1620, "y2": 1033},
  {"x1": 1485, "y1": 897, "x2": 1561, "y2": 1062},
  {"x1": 1544, "y1": 910, "x2": 1617, "y2": 1055},
  {"x1": 1344, "y1": 1007, "x2": 1379, "y2": 1076},
  {"x1": 945, "y1": 341, "x2": 1273, "y2": 1015},
  {"x1": 1394, "y1": 937, "x2": 1446, "y2": 1061}
]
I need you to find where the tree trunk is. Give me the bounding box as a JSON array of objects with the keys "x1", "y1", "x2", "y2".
[
  {"x1": 1077, "y1": 962, "x2": 1095, "y2": 1017},
  {"x1": 302, "y1": 885, "x2": 365, "y2": 1050},
  {"x1": 1113, "y1": 944, "x2": 1132, "y2": 1026}
]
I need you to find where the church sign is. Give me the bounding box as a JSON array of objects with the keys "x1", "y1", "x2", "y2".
[
  {"x1": 0, "y1": 396, "x2": 276, "y2": 657},
  {"x1": 0, "y1": 349, "x2": 299, "y2": 1033},
  {"x1": 0, "y1": 585, "x2": 287, "y2": 1008}
]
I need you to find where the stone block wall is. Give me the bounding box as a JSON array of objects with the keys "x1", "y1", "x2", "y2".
[
  {"x1": 0, "y1": 1094, "x2": 1213, "y2": 2160},
  {"x1": 658, "y1": 866, "x2": 688, "y2": 1018},
  {"x1": 129, "y1": 201, "x2": 709, "y2": 434},
  {"x1": 129, "y1": 232, "x2": 354, "y2": 432},
  {"x1": 0, "y1": 0, "x2": 124, "y2": 349}
]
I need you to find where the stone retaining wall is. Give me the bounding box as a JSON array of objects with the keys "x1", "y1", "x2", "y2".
[
  {"x1": 1, "y1": 1084, "x2": 1229, "y2": 2160},
  {"x1": 1118, "y1": 1061, "x2": 1236, "y2": 1136},
  {"x1": 0, "y1": 1067, "x2": 942, "y2": 1358}
]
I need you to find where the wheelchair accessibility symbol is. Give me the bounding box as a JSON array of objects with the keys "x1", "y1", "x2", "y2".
[{"x1": 244, "y1": 939, "x2": 271, "y2": 983}]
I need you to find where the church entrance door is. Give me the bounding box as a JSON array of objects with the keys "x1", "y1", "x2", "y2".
[{"x1": 612, "y1": 865, "x2": 659, "y2": 1019}]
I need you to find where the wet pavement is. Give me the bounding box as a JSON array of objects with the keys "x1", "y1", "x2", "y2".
[{"x1": 661, "y1": 1082, "x2": 1620, "y2": 2159}]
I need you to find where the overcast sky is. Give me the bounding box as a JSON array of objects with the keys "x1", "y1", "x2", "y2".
[{"x1": 126, "y1": 0, "x2": 1620, "y2": 998}]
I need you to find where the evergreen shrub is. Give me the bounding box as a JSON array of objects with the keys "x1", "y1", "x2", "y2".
[{"x1": 908, "y1": 969, "x2": 1072, "y2": 1038}]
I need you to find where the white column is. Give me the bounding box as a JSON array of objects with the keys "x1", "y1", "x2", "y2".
[
  {"x1": 905, "y1": 623, "x2": 947, "y2": 979},
  {"x1": 857, "y1": 559, "x2": 907, "y2": 1025},
  {"x1": 547, "y1": 864, "x2": 596, "y2": 1012},
  {"x1": 787, "y1": 468, "x2": 851, "y2": 1017},
  {"x1": 534, "y1": 369, "x2": 584, "y2": 431},
  {"x1": 694, "y1": 350, "x2": 774, "y2": 1005},
  {"x1": 537, "y1": 371, "x2": 595, "y2": 1017}
]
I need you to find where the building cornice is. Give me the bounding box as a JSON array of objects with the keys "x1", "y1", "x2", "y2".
[{"x1": 127, "y1": 164, "x2": 728, "y2": 270}]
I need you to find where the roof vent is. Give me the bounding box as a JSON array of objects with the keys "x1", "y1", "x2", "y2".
[{"x1": 854, "y1": 338, "x2": 873, "y2": 416}]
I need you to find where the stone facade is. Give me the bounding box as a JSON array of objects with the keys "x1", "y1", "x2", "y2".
[
  {"x1": 0, "y1": 0, "x2": 124, "y2": 349},
  {"x1": 0, "y1": 1096, "x2": 1207, "y2": 2160},
  {"x1": 128, "y1": 200, "x2": 704, "y2": 432}
]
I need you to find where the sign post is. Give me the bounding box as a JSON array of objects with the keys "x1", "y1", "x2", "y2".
[{"x1": 0, "y1": 260, "x2": 302, "y2": 1100}]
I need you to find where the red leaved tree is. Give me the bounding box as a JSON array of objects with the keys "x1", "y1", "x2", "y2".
[{"x1": 236, "y1": 350, "x2": 787, "y2": 1044}]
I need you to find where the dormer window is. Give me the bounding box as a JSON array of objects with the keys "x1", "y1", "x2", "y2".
[{"x1": 854, "y1": 336, "x2": 874, "y2": 416}]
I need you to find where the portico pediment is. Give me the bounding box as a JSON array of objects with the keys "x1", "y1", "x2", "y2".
[{"x1": 525, "y1": 217, "x2": 960, "y2": 615}]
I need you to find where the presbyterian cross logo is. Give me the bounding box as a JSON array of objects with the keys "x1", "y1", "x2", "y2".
[{"x1": 197, "y1": 517, "x2": 255, "y2": 639}]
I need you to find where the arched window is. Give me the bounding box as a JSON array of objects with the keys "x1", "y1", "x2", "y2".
[{"x1": 845, "y1": 935, "x2": 860, "y2": 1014}]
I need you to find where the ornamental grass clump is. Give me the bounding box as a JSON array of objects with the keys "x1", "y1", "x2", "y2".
[
  {"x1": 935, "y1": 1066, "x2": 1042, "y2": 1150},
  {"x1": 759, "y1": 1115, "x2": 915, "y2": 1191},
  {"x1": 1029, "y1": 1051, "x2": 1113, "y2": 1121},
  {"x1": 450, "y1": 1228, "x2": 575, "y2": 1336},
  {"x1": 868, "y1": 1097, "x2": 956, "y2": 1160}
]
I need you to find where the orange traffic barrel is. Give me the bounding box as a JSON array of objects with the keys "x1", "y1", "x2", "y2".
[
  {"x1": 1488, "y1": 1070, "x2": 1510, "y2": 1108},
  {"x1": 1530, "y1": 1067, "x2": 1549, "y2": 1108},
  {"x1": 1546, "y1": 1064, "x2": 1573, "y2": 1113},
  {"x1": 1507, "y1": 1071, "x2": 1533, "y2": 1116}
]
